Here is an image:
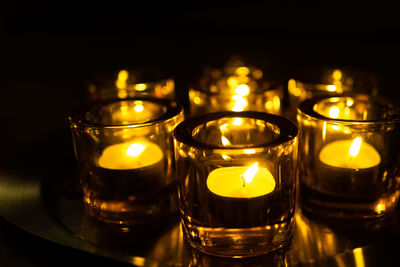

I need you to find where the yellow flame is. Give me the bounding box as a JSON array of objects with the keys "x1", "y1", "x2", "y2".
[
  {"x1": 232, "y1": 97, "x2": 248, "y2": 111},
  {"x1": 346, "y1": 99, "x2": 354, "y2": 106},
  {"x1": 126, "y1": 143, "x2": 146, "y2": 157},
  {"x1": 116, "y1": 70, "x2": 129, "y2": 90},
  {"x1": 326, "y1": 85, "x2": 337, "y2": 92},
  {"x1": 118, "y1": 70, "x2": 129, "y2": 81},
  {"x1": 221, "y1": 136, "x2": 231, "y2": 146},
  {"x1": 134, "y1": 104, "x2": 144, "y2": 112},
  {"x1": 135, "y1": 83, "x2": 147, "y2": 91},
  {"x1": 243, "y1": 162, "x2": 259, "y2": 184},
  {"x1": 349, "y1": 137, "x2": 362, "y2": 157},
  {"x1": 235, "y1": 84, "x2": 250, "y2": 96},
  {"x1": 375, "y1": 203, "x2": 386, "y2": 214},
  {"x1": 329, "y1": 106, "x2": 340, "y2": 118}
]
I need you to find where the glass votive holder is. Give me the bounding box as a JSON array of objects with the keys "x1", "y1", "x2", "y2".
[
  {"x1": 297, "y1": 94, "x2": 400, "y2": 219},
  {"x1": 173, "y1": 111, "x2": 298, "y2": 257},
  {"x1": 68, "y1": 97, "x2": 184, "y2": 226},
  {"x1": 188, "y1": 59, "x2": 283, "y2": 117},
  {"x1": 286, "y1": 67, "x2": 379, "y2": 123},
  {"x1": 88, "y1": 69, "x2": 175, "y2": 101}
]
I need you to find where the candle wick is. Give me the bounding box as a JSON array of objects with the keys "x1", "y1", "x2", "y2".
[{"x1": 240, "y1": 174, "x2": 246, "y2": 188}]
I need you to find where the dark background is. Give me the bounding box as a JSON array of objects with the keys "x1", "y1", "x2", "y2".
[
  {"x1": 2, "y1": 2, "x2": 400, "y2": 152},
  {"x1": 1, "y1": 2, "x2": 400, "y2": 266}
]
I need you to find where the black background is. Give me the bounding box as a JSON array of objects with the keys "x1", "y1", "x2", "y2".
[{"x1": 1, "y1": 2, "x2": 400, "y2": 266}]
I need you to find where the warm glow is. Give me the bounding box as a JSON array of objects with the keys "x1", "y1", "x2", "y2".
[
  {"x1": 220, "y1": 123, "x2": 228, "y2": 131},
  {"x1": 329, "y1": 106, "x2": 340, "y2": 118},
  {"x1": 232, "y1": 96, "x2": 248, "y2": 111},
  {"x1": 116, "y1": 70, "x2": 129, "y2": 90},
  {"x1": 235, "y1": 84, "x2": 250, "y2": 96},
  {"x1": 349, "y1": 137, "x2": 362, "y2": 157},
  {"x1": 326, "y1": 85, "x2": 337, "y2": 92},
  {"x1": 206, "y1": 164, "x2": 275, "y2": 198},
  {"x1": 134, "y1": 104, "x2": 144, "y2": 112},
  {"x1": 253, "y1": 69, "x2": 263, "y2": 79},
  {"x1": 227, "y1": 77, "x2": 239, "y2": 88},
  {"x1": 98, "y1": 140, "x2": 163, "y2": 170},
  {"x1": 375, "y1": 203, "x2": 386, "y2": 214},
  {"x1": 232, "y1": 117, "x2": 243, "y2": 126},
  {"x1": 319, "y1": 139, "x2": 380, "y2": 169},
  {"x1": 221, "y1": 136, "x2": 231, "y2": 146},
  {"x1": 244, "y1": 149, "x2": 256, "y2": 154},
  {"x1": 346, "y1": 99, "x2": 354, "y2": 106},
  {"x1": 221, "y1": 154, "x2": 231, "y2": 160},
  {"x1": 118, "y1": 70, "x2": 129, "y2": 81},
  {"x1": 332, "y1": 69, "x2": 342, "y2": 80},
  {"x1": 243, "y1": 162, "x2": 259, "y2": 184},
  {"x1": 236, "y1": 67, "x2": 250, "y2": 76},
  {"x1": 135, "y1": 83, "x2": 147, "y2": 91},
  {"x1": 126, "y1": 142, "x2": 146, "y2": 157},
  {"x1": 193, "y1": 96, "x2": 202, "y2": 105}
]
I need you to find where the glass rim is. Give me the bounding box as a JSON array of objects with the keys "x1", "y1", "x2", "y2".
[
  {"x1": 298, "y1": 93, "x2": 400, "y2": 124},
  {"x1": 289, "y1": 79, "x2": 353, "y2": 92},
  {"x1": 190, "y1": 80, "x2": 282, "y2": 96},
  {"x1": 68, "y1": 97, "x2": 184, "y2": 130},
  {"x1": 173, "y1": 111, "x2": 297, "y2": 150}
]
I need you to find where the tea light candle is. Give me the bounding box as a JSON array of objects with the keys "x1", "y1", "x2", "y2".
[
  {"x1": 206, "y1": 162, "x2": 277, "y2": 227},
  {"x1": 319, "y1": 137, "x2": 381, "y2": 169},
  {"x1": 206, "y1": 162, "x2": 275, "y2": 198},
  {"x1": 98, "y1": 140, "x2": 163, "y2": 170},
  {"x1": 316, "y1": 137, "x2": 381, "y2": 197},
  {"x1": 95, "y1": 140, "x2": 166, "y2": 196}
]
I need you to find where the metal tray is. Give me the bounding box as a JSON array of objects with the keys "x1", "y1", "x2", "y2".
[{"x1": 1, "y1": 131, "x2": 399, "y2": 266}]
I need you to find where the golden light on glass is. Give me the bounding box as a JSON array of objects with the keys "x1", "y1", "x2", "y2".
[
  {"x1": 297, "y1": 94, "x2": 400, "y2": 219},
  {"x1": 173, "y1": 111, "x2": 297, "y2": 257}
]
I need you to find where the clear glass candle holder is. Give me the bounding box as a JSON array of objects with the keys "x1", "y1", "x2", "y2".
[
  {"x1": 188, "y1": 59, "x2": 283, "y2": 117},
  {"x1": 69, "y1": 97, "x2": 184, "y2": 226},
  {"x1": 286, "y1": 68, "x2": 379, "y2": 123},
  {"x1": 297, "y1": 94, "x2": 400, "y2": 219},
  {"x1": 173, "y1": 111, "x2": 298, "y2": 257},
  {"x1": 88, "y1": 69, "x2": 175, "y2": 101}
]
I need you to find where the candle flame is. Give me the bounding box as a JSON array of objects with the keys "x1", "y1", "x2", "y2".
[
  {"x1": 235, "y1": 84, "x2": 250, "y2": 96},
  {"x1": 134, "y1": 104, "x2": 144, "y2": 112},
  {"x1": 329, "y1": 106, "x2": 340, "y2": 118},
  {"x1": 243, "y1": 162, "x2": 259, "y2": 185},
  {"x1": 349, "y1": 137, "x2": 362, "y2": 157},
  {"x1": 116, "y1": 70, "x2": 129, "y2": 90},
  {"x1": 134, "y1": 83, "x2": 147, "y2": 91},
  {"x1": 326, "y1": 85, "x2": 337, "y2": 92},
  {"x1": 126, "y1": 142, "x2": 146, "y2": 157}
]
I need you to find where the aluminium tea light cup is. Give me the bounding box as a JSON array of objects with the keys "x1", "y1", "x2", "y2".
[
  {"x1": 173, "y1": 111, "x2": 298, "y2": 257},
  {"x1": 69, "y1": 97, "x2": 184, "y2": 226},
  {"x1": 297, "y1": 94, "x2": 400, "y2": 219}
]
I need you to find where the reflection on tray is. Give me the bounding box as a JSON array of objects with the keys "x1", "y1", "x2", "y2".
[{"x1": 46, "y1": 161, "x2": 400, "y2": 266}]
